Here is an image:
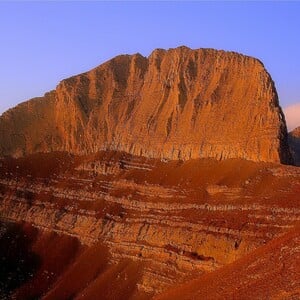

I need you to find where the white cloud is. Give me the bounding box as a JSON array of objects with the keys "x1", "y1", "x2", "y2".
[{"x1": 283, "y1": 103, "x2": 300, "y2": 132}]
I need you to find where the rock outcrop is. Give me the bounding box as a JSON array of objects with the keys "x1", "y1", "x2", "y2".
[
  {"x1": 0, "y1": 46, "x2": 292, "y2": 163},
  {"x1": 289, "y1": 126, "x2": 300, "y2": 165}
]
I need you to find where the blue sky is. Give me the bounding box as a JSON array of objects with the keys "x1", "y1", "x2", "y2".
[{"x1": 0, "y1": 1, "x2": 300, "y2": 121}]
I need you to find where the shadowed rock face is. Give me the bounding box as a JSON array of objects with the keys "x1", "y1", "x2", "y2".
[
  {"x1": 0, "y1": 222, "x2": 40, "y2": 299},
  {"x1": 0, "y1": 46, "x2": 292, "y2": 163},
  {"x1": 289, "y1": 126, "x2": 300, "y2": 165}
]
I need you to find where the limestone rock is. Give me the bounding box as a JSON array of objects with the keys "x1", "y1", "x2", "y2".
[{"x1": 0, "y1": 46, "x2": 292, "y2": 163}]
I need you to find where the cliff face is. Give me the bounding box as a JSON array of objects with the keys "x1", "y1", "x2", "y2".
[{"x1": 0, "y1": 46, "x2": 292, "y2": 163}]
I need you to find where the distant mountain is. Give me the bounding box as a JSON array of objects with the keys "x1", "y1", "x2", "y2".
[
  {"x1": 289, "y1": 126, "x2": 300, "y2": 165},
  {"x1": 0, "y1": 46, "x2": 292, "y2": 163}
]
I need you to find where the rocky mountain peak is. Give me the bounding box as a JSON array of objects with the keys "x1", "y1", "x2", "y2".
[{"x1": 0, "y1": 46, "x2": 293, "y2": 164}]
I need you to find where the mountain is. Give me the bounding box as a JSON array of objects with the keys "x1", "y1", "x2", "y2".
[
  {"x1": 289, "y1": 126, "x2": 300, "y2": 165},
  {"x1": 0, "y1": 47, "x2": 299, "y2": 299},
  {"x1": 0, "y1": 46, "x2": 292, "y2": 164}
]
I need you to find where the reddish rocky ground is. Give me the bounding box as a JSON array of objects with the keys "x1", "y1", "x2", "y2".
[
  {"x1": 156, "y1": 226, "x2": 300, "y2": 300},
  {"x1": 0, "y1": 151, "x2": 299, "y2": 299}
]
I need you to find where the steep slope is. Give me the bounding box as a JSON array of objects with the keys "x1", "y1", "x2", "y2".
[
  {"x1": 155, "y1": 227, "x2": 300, "y2": 300},
  {"x1": 0, "y1": 46, "x2": 292, "y2": 163},
  {"x1": 289, "y1": 126, "x2": 300, "y2": 165},
  {"x1": 0, "y1": 220, "x2": 83, "y2": 300}
]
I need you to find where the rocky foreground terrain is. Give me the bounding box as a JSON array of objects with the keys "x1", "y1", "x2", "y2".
[
  {"x1": 0, "y1": 47, "x2": 299, "y2": 299},
  {"x1": 0, "y1": 152, "x2": 299, "y2": 299}
]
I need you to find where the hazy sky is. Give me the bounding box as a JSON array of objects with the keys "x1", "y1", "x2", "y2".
[{"x1": 0, "y1": 1, "x2": 299, "y2": 127}]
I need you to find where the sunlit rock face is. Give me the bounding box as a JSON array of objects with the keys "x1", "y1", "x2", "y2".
[{"x1": 0, "y1": 46, "x2": 292, "y2": 164}]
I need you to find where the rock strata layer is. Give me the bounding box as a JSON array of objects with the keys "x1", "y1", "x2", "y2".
[
  {"x1": 0, "y1": 153, "x2": 299, "y2": 297},
  {"x1": 0, "y1": 46, "x2": 292, "y2": 163}
]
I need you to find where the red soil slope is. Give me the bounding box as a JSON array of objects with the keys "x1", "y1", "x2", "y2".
[
  {"x1": 156, "y1": 227, "x2": 300, "y2": 300},
  {"x1": 43, "y1": 242, "x2": 148, "y2": 300}
]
